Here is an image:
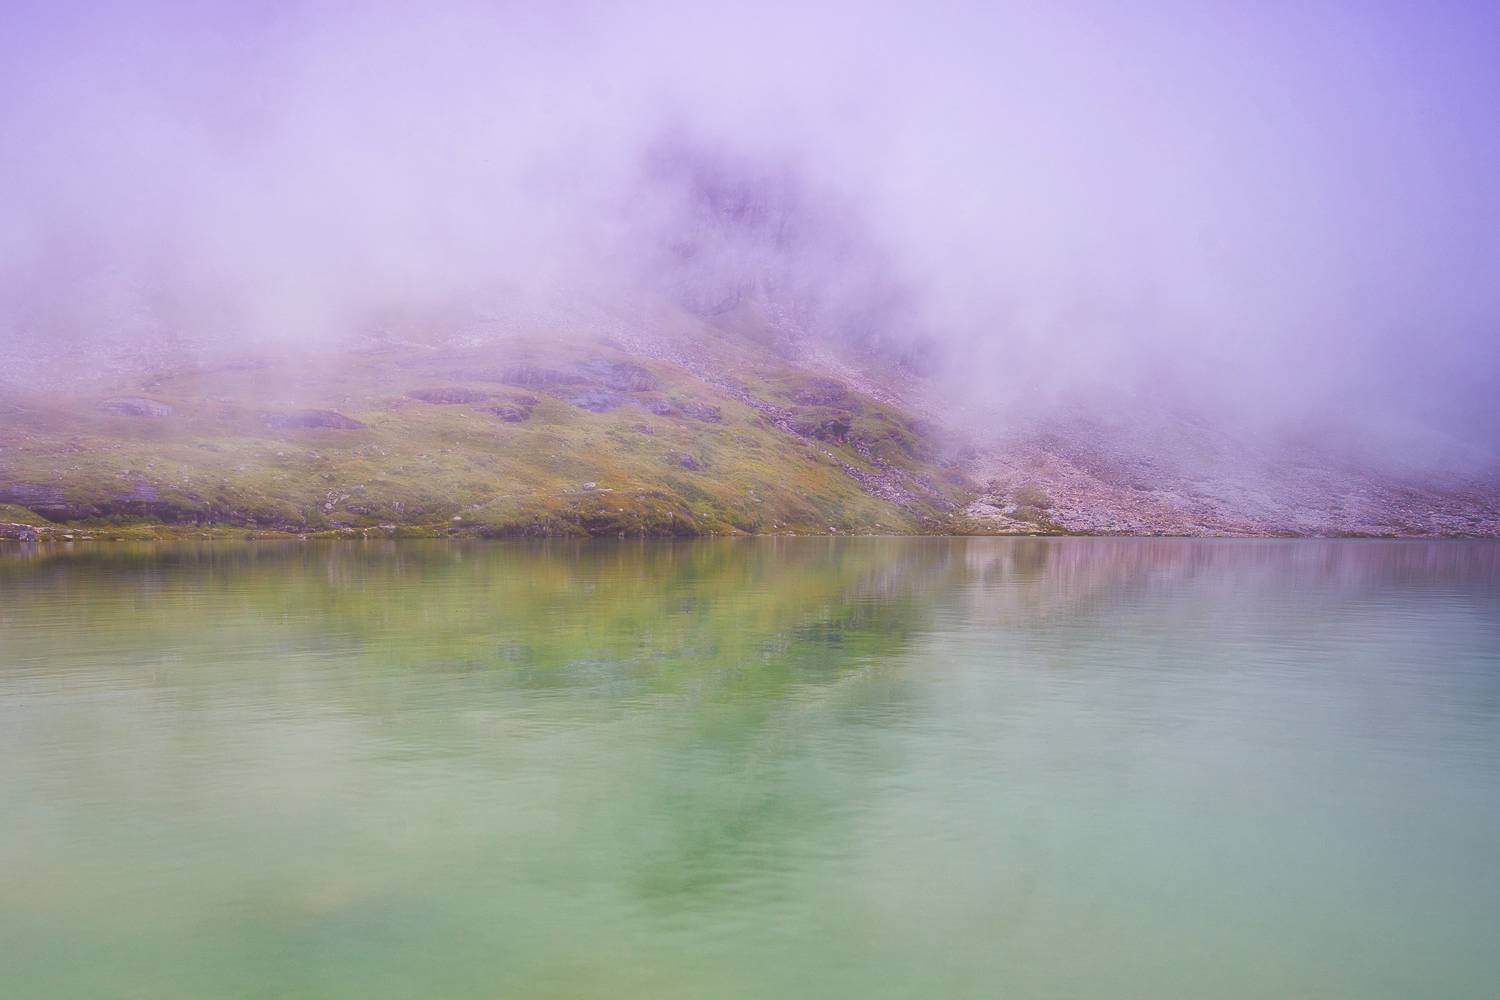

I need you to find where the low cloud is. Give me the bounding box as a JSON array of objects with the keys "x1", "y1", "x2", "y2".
[{"x1": 2, "y1": 0, "x2": 1497, "y2": 465}]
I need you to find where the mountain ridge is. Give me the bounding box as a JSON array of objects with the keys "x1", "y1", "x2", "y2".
[{"x1": 2, "y1": 299, "x2": 1497, "y2": 540}]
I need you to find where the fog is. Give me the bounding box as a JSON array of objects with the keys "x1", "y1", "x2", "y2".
[{"x1": 3, "y1": 0, "x2": 1497, "y2": 464}]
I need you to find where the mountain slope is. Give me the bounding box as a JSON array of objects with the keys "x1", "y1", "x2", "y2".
[
  {"x1": 2, "y1": 292, "x2": 1497, "y2": 540},
  {"x1": 2, "y1": 99, "x2": 1497, "y2": 541},
  {"x1": 0, "y1": 302, "x2": 968, "y2": 538},
  {"x1": 958, "y1": 415, "x2": 1500, "y2": 538}
]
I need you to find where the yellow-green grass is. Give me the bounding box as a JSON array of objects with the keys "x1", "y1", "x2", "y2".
[{"x1": 0, "y1": 333, "x2": 970, "y2": 536}]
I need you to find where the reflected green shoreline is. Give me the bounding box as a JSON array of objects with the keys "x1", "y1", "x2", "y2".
[{"x1": 4, "y1": 538, "x2": 1498, "y2": 998}]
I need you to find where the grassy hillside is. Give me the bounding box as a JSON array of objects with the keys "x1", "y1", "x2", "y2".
[{"x1": 0, "y1": 322, "x2": 975, "y2": 538}]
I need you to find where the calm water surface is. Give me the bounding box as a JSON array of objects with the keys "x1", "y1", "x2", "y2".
[{"x1": 3, "y1": 538, "x2": 1498, "y2": 998}]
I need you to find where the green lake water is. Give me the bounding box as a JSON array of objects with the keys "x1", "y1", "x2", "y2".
[{"x1": 2, "y1": 538, "x2": 1498, "y2": 998}]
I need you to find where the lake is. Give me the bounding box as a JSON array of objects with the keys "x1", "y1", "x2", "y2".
[{"x1": 3, "y1": 538, "x2": 1498, "y2": 998}]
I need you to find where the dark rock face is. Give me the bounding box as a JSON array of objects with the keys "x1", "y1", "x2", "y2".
[
  {"x1": 638, "y1": 133, "x2": 933, "y2": 368},
  {"x1": 0, "y1": 483, "x2": 72, "y2": 518},
  {"x1": 121, "y1": 481, "x2": 162, "y2": 503},
  {"x1": 577, "y1": 359, "x2": 659, "y2": 392},
  {"x1": 260, "y1": 409, "x2": 366, "y2": 430},
  {"x1": 566, "y1": 389, "x2": 622, "y2": 413},
  {"x1": 99, "y1": 396, "x2": 174, "y2": 418},
  {"x1": 407, "y1": 387, "x2": 489, "y2": 404},
  {"x1": 498, "y1": 365, "x2": 587, "y2": 388},
  {"x1": 103, "y1": 494, "x2": 217, "y2": 523},
  {"x1": 0, "y1": 481, "x2": 231, "y2": 524},
  {"x1": 0, "y1": 522, "x2": 39, "y2": 541},
  {"x1": 792, "y1": 378, "x2": 849, "y2": 406}
]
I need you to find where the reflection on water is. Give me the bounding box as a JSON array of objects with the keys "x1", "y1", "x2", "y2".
[{"x1": 2, "y1": 539, "x2": 1498, "y2": 998}]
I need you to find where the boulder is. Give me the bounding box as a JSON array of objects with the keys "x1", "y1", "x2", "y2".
[
  {"x1": 99, "y1": 396, "x2": 174, "y2": 418},
  {"x1": 481, "y1": 402, "x2": 532, "y2": 423},
  {"x1": 576, "y1": 359, "x2": 659, "y2": 392},
  {"x1": 407, "y1": 387, "x2": 489, "y2": 404},
  {"x1": 566, "y1": 389, "x2": 622, "y2": 413},
  {"x1": 261, "y1": 409, "x2": 365, "y2": 430},
  {"x1": 0, "y1": 522, "x2": 39, "y2": 542},
  {"x1": 793, "y1": 415, "x2": 853, "y2": 442},
  {"x1": 792, "y1": 378, "x2": 849, "y2": 406}
]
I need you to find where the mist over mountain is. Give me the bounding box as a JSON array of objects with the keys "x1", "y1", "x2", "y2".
[{"x1": 2, "y1": 0, "x2": 1497, "y2": 538}]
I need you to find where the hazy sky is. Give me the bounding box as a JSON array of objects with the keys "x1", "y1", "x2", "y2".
[{"x1": 2, "y1": 0, "x2": 1497, "y2": 454}]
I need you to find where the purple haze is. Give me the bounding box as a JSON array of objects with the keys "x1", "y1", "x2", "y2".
[{"x1": 2, "y1": 1, "x2": 1497, "y2": 466}]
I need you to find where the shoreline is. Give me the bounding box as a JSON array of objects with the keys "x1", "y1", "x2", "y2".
[{"x1": 4, "y1": 521, "x2": 1496, "y2": 544}]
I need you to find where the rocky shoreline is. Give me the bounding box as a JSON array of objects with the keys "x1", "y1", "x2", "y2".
[{"x1": 5, "y1": 517, "x2": 1496, "y2": 545}]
